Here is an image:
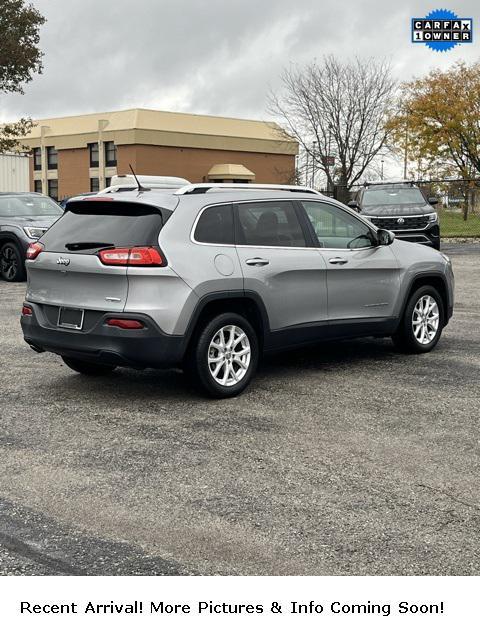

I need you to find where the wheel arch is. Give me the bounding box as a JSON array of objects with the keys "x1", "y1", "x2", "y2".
[
  {"x1": 182, "y1": 290, "x2": 270, "y2": 358},
  {"x1": 401, "y1": 272, "x2": 450, "y2": 325},
  {"x1": 0, "y1": 231, "x2": 24, "y2": 252},
  {"x1": 0, "y1": 232, "x2": 27, "y2": 278}
]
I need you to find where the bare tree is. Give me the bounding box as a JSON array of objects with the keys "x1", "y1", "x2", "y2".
[{"x1": 268, "y1": 56, "x2": 396, "y2": 201}]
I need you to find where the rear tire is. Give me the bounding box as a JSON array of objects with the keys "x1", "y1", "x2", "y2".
[
  {"x1": 392, "y1": 285, "x2": 444, "y2": 353},
  {"x1": 0, "y1": 242, "x2": 26, "y2": 282},
  {"x1": 184, "y1": 312, "x2": 258, "y2": 398},
  {"x1": 61, "y1": 356, "x2": 117, "y2": 376}
]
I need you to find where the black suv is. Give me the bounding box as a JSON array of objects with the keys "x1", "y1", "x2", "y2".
[
  {"x1": 349, "y1": 182, "x2": 440, "y2": 250},
  {"x1": 0, "y1": 192, "x2": 63, "y2": 282}
]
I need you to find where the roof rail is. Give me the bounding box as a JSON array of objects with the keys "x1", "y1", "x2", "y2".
[{"x1": 174, "y1": 183, "x2": 321, "y2": 196}]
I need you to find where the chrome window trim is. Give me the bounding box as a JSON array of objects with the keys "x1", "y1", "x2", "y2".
[
  {"x1": 190, "y1": 199, "x2": 312, "y2": 250},
  {"x1": 299, "y1": 198, "x2": 381, "y2": 250},
  {"x1": 190, "y1": 197, "x2": 382, "y2": 253},
  {"x1": 190, "y1": 202, "x2": 236, "y2": 247}
]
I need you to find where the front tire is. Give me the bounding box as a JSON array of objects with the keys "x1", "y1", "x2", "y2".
[
  {"x1": 0, "y1": 242, "x2": 26, "y2": 282},
  {"x1": 185, "y1": 312, "x2": 259, "y2": 398},
  {"x1": 392, "y1": 285, "x2": 444, "y2": 353},
  {"x1": 62, "y1": 356, "x2": 117, "y2": 376}
]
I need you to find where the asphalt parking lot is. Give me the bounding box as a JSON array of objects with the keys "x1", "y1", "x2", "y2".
[{"x1": 0, "y1": 245, "x2": 479, "y2": 576}]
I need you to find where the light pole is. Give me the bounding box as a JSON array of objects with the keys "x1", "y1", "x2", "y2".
[
  {"x1": 403, "y1": 107, "x2": 410, "y2": 180},
  {"x1": 311, "y1": 141, "x2": 318, "y2": 189},
  {"x1": 380, "y1": 159, "x2": 384, "y2": 181}
]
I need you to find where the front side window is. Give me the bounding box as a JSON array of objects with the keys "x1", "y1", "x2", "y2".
[
  {"x1": 33, "y1": 147, "x2": 41, "y2": 170},
  {"x1": 302, "y1": 200, "x2": 376, "y2": 249},
  {"x1": 104, "y1": 141, "x2": 117, "y2": 167},
  {"x1": 194, "y1": 204, "x2": 234, "y2": 244},
  {"x1": 236, "y1": 201, "x2": 306, "y2": 247},
  {"x1": 89, "y1": 142, "x2": 99, "y2": 168},
  {"x1": 47, "y1": 146, "x2": 58, "y2": 170},
  {"x1": 48, "y1": 179, "x2": 58, "y2": 201}
]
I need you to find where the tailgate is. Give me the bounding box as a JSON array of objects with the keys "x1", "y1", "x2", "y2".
[
  {"x1": 27, "y1": 251, "x2": 128, "y2": 312},
  {"x1": 24, "y1": 197, "x2": 172, "y2": 313}
]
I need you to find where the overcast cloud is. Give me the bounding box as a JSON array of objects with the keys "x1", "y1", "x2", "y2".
[{"x1": 1, "y1": 0, "x2": 479, "y2": 123}]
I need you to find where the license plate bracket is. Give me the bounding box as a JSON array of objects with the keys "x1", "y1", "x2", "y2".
[{"x1": 57, "y1": 307, "x2": 84, "y2": 330}]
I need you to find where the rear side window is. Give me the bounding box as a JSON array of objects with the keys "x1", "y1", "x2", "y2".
[
  {"x1": 236, "y1": 201, "x2": 306, "y2": 247},
  {"x1": 194, "y1": 204, "x2": 234, "y2": 244},
  {"x1": 41, "y1": 201, "x2": 170, "y2": 254}
]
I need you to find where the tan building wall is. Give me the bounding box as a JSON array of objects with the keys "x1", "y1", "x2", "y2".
[
  {"x1": 57, "y1": 147, "x2": 90, "y2": 197},
  {"x1": 37, "y1": 144, "x2": 297, "y2": 198},
  {"x1": 116, "y1": 144, "x2": 296, "y2": 185},
  {"x1": 19, "y1": 108, "x2": 298, "y2": 198}
]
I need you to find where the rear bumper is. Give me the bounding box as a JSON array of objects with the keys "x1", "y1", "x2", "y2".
[{"x1": 21, "y1": 303, "x2": 185, "y2": 368}]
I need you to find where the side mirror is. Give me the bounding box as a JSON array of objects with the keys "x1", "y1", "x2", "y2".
[
  {"x1": 428, "y1": 196, "x2": 439, "y2": 205},
  {"x1": 348, "y1": 200, "x2": 360, "y2": 211},
  {"x1": 377, "y1": 228, "x2": 395, "y2": 246}
]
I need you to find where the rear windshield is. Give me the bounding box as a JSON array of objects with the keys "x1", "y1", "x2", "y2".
[
  {"x1": 0, "y1": 195, "x2": 62, "y2": 217},
  {"x1": 362, "y1": 188, "x2": 427, "y2": 206},
  {"x1": 41, "y1": 201, "x2": 170, "y2": 253}
]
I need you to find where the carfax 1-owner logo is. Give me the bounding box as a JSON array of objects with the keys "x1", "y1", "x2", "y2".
[{"x1": 412, "y1": 9, "x2": 473, "y2": 51}]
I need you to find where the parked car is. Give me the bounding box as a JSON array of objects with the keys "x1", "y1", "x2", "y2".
[
  {"x1": 21, "y1": 183, "x2": 454, "y2": 397},
  {"x1": 0, "y1": 192, "x2": 63, "y2": 282},
  {"x1": 348, "y1": 182, "x2": 440, "y2": 250}
]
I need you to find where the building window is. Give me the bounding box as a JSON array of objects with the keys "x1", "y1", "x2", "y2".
[
  {"x1": 90, "y1": 177, "x2": 99, "y2": 192},
  {"x1": 33, "y1": 147, "x2": 41, "y2": 170},
  {"x1": 104, "y1": 141, "x2": 117, "y2": 167},
  {"x1": 34, "y1": 180, "x2": 42, "y2": 193},
  {"x1": 48, "y1": 179, "x2": 58, "y2": 201},
  {"x1": 105, "y1": 177, "x2": 112, "y2": 187},
  {"x1": 47, "y1": 146, "x2": 58, "y2": 170},
  {"x1": 89, "y1": 143, "x2": 99, "y2": 168}
]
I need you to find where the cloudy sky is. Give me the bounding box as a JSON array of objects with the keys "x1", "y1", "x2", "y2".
[{"x1": 1, "y1": 0, "x2": 479, "y2": 123}]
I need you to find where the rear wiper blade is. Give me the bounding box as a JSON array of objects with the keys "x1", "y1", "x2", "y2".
[{"x1": 65, "y1": 242, "x2": 115, "y2": 251}]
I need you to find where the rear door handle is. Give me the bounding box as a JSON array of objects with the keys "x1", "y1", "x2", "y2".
[
  {"x1": 329, "y1": 257, "x2": 348, "y2": 265},
  {"x1": 245, "y1": 258, "x2": 270, "y2": 266}
]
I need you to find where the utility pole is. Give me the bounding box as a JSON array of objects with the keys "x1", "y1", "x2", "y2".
[
  {"x1": 98, "y1": 119, "x2": 109, "y2": 191},
  {"x1": 403, "y1": 109, "x2": 409, "y2": 180},
  {"x1": 39, "y1": 125, "x2": 51, "y2": 196}
]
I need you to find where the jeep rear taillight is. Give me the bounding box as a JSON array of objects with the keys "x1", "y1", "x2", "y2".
[
  {"x1": 26, "y1": 242, "x2": 44, "y2": 260},
  {"x1": 98, "y1": 246, "x2": 164, "y2": 266}
]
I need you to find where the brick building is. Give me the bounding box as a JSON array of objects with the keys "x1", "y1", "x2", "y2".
[{"x1": 18, "y1": 108, "x2": 298, "y2": 200}]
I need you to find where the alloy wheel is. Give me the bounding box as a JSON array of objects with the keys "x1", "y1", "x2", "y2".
[
  {"x1": 412, "y1": 295, "x2": 439, "y2": 345},
  {"x1": 207, "y1": 324, "x2": 251, "y2": 387},
  {"x1": 0, "y1": 246, "x2": 18, "y2": 281}
]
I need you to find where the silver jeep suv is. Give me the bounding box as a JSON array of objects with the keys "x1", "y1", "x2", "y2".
[{"x1": 21, "y1": 184, "x2": 454, "y2": 398}]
